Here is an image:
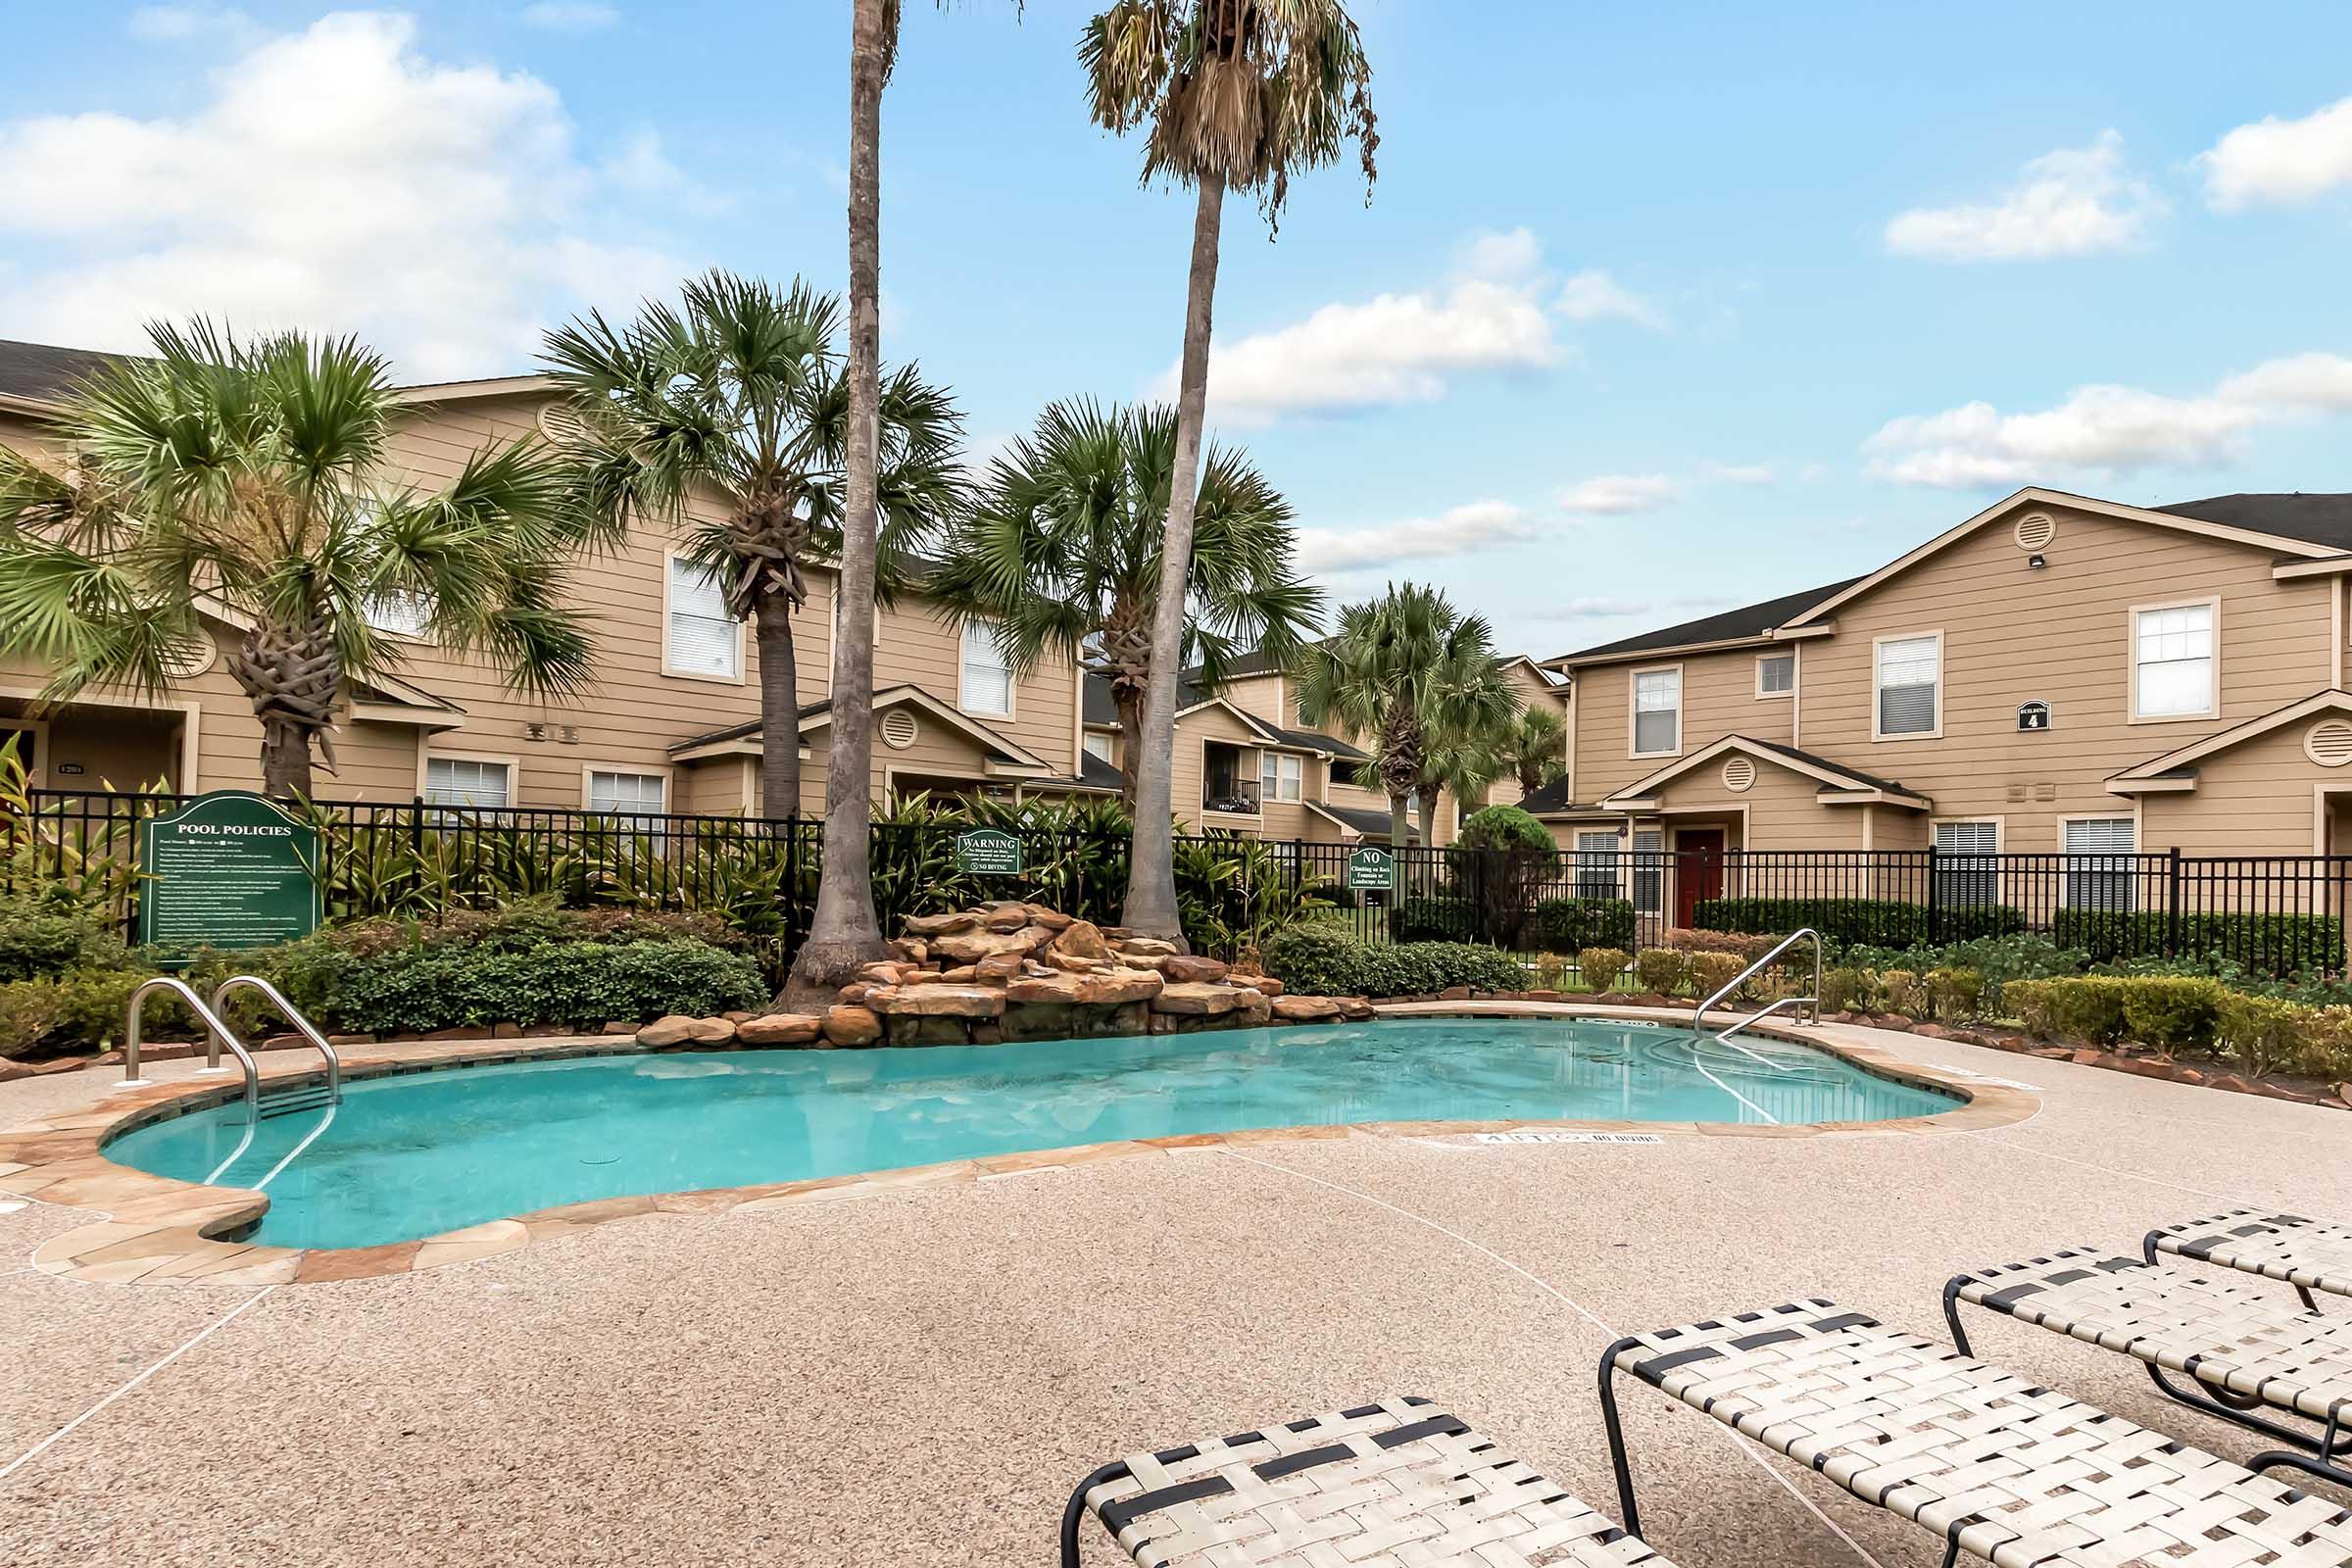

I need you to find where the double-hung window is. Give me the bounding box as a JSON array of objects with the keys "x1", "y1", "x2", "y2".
[
  {"x1": 2064, "y1": 818, "x2": 2136, "y2": 911},
  {"x1": 586, "y1": 769, "x2": 665, "y2": 816},
  {"x1": 1875, "y1": 634, "x2": 1939, "y2": 738},
  {"x1": 1631, "y1": 828, "x2": 1665, "y2": 914},
  {"x1": 1575, "y1": 830, "x2": 1621, "y2": 900},
  {"x1": 2133, "y1": 601, "x2": 2215, "y2": 720},
  {"x1": 1756, "y1": 652, "x2": 1794, "y2": 698},
  {"x1": 1631, "y1": 667, "x2": 1680, "y2": 756},
  {"x1": 1083, "y1": 732, "x2": 1113, "y2": 764},
  {"x1": 424, "y1": 756, "x2": 512, "y2": 810},
  {"x1": 958, "y1": 619, "x2": 1013, "y2": 716},
  {"x1": 1933, "y1": 820, "x2": 1999, "y2": 909},
  {"x1": 666, "y1": 558, "x2": 738, "y2": 679},
  {"x1": 1258, "y1": 751, "x2": 1302, "y2": 803}
]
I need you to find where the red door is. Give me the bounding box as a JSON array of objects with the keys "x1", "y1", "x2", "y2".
[{"x1": 1674, "y1": 829, "x2": 1725, "y2": 929}]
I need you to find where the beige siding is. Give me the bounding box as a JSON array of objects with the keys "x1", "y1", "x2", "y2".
[
  {"x1": 1639, "y1": 754, "x2": 1869, "y2": 853},
  {"x1": 2141, "y1": 725, "x2": 2335, "y2": 856},
  {"x1": 1796, "y1": 503, "x2": 2332, "y2": 852},
  {"x1": 1572, "y1": 647, "x2": 1794, "y2": 808}
]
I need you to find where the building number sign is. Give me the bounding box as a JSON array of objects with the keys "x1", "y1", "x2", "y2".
[{"x1": 2017, "y1": 701, "x2": 2051, "y2": 732}]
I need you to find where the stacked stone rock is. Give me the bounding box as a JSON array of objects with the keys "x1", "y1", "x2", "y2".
[{"x1": 634, "y1": 901, "x2": 1372, "y2": 1052}]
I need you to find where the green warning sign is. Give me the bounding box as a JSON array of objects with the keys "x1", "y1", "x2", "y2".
[
  {"x1": 136, "y1": 791, "x2": 321, "y2": 953},
  {"x1": 1346, "y1": 845, "x2": 1396, "y2": 891},
  {"x1": 954, "y1": 826, "x2": 1023, "y2": 876}
]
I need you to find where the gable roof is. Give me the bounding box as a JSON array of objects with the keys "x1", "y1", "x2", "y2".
[
  {"x1": 1602, "y1": 734, "x2": 1930, "y2": 811},
  {"x1": 1083, "y1": 672, "x2": 1365, "y2": 759},
  {"x1": 1544, "y1": 578, "x2": 1859, "y2": 667},
  {"x1": 2152, "y1": 493, "x2": 2352, "y2": 554},
  {"x1": 667, "y1": 685, "x2": 1050, "y2": 771},
  {"x1": 1303, "y1": 800, "x2": 1423, "y2": 842},
  {"x1": 2106, "y1": 688, "x2": 2352, "y2": 793},
  {"x1": 0, "y1": 340, "x2": 128, "y2": 406}
]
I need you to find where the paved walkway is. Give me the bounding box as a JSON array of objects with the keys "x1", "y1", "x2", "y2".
[{"x1": 1, "y1": 1019, "x2": 2345, "y2": 1565}]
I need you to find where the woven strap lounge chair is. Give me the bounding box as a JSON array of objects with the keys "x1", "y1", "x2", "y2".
[
  {"x1": 2146, "y1": 1209, "x2": 2352, "y2": 1310},
  {"x1": 1597, "y1": 1298, "x2": 2352, "y2": 1567},
  {"x1": 1060, "y1": 1396, "x2": 1670, "y2": 1567},
  {"x1": 1945, "y1": 1249, "x2": 2352, "y2": 1489}
]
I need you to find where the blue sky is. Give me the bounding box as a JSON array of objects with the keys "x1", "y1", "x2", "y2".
[{"x1": 5, "y1": 4, "x2": 2352, "y2": 659}]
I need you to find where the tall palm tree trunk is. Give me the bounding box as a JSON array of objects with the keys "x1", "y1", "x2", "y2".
[
  {"x1": 1387, "y1": 794, "x2": 1410, "y2": 848},
  {"x1": 1123, "y1": 172, "x2": 1225, "y2": 944},
  {"x1": 787, "y1": 0, "x2": 890, "y2": 999},
  {"x1": 1112, "y1": 680, "x2": 1145, "y2": 812},
  {"x1": 754, "y1": 594, "x2": 802, "y2": 815}
]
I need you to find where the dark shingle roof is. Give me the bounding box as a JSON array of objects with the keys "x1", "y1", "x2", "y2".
[
  {"x1": 1080, "y1": 672, "x2": 1364, "y2": 760},
  {"x1": 0, "y1": 340, "x2": 128, "y2": 404},
  {"x1": 1735, "y1": 737, "x2": 1919, "y2": 799},
  {"x1": 1519, "y1": 776, "x2": 1577, "y2": 814},
  {"x1": 1548, "y1": 578, "x2": 1859, "y2": 664},
  {"x1": 2153, "y1": 493, "x2": 2352, "y2": 554},
  {"x1": 1310, "y1": 802, "x2": 1423, "y2": 842}
]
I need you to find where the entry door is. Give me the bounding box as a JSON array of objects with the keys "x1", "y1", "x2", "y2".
[{"x1": 1674, "y1": 829, "x2": 1725, "y2": 928}]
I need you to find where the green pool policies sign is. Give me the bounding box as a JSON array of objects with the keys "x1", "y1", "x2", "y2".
[
  {"x1": 1346, "y1": 845, "x2": 1396, "y2": 891},
  {"x1": 955, "y1": 826, "x2": 1023, "y2": 876},
  {"x1": 136, "y1": 791, "x2": 322, "y2": 952}
]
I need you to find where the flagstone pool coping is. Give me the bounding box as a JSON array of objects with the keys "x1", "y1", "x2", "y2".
[{"x1": 0, "y1": 1004, "x2": 2032, "y2": 1286}]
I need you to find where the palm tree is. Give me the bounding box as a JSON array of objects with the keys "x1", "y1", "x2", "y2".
[
  {"x1": 540, "y1": 270, "x2": 962, "y2": 816},
  {"x1": 1410, "y1": 716, "x2": 1506, "y2": 843},
  {"x1": 927, "y1": 399, "x2": 1320, "y2": 809},
  {"x1": 1497, "y1": 705, "x2": 1567, "y2": 797},
  {"x1": 0, "y1": 320, "x2": 598, "y2": 797},
  {"x1": 1294, "y1": 584, "x2": 1516, "y2": 848},
  {"x1": 1080, "y1": 0, "x2": 1378, "y2": 941}
]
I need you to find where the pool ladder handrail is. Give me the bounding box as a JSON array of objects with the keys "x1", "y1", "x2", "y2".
[
  {"x1": 1691, "y1": 928, "x2": 1823, "y2": 1057},
  {"x1": 122, "y1": 976, "x2": 259, "y2": 1119},
  {"x1": 209, "y1": 975, "x2": 340, "y2": 1103}
]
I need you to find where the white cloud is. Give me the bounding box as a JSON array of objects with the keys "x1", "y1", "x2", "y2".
[
  {"x1": 1866, "y1": 351, "x2": 2352, "y2": 487},
  {"x1": 1557, "y1": 473, "x2": 1677, "y2": 514},
  {"x1": 603, "y1": 128, "x2": 733, "y2": 216},
  {"x1": 1885, "y1": 131, "x2": 2162, "y2": 261},
  {"x1": 1528, "y1": 593, "x2": 1740, "y2": 625},
  {"x1": 1553, "y1": 269, "x2": 1667, "y2": 329},
  {"x1": 1297, "y1": 501, "x2": 1539, "y2": 574},
  {"x1": 2198, "y1": 96, "x2": 2352, "y2": 211},
  {"x1": 128, "y1": 6, "x2": 254, "y2": 42},
  {"x1": 1166, "y1": 229, "x2": 1562, "y2": 425},
  {"x1": 1706, "y1": 461, "x2": 1776, "y2": 485},
  {"x1": 520, "y1": 1, "x2": 620, "y2": 31},
  {"x1": 0, "y1": 12, "x2": 682, "y2": 380}
]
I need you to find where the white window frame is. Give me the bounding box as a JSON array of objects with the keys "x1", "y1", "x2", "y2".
[
  {"x1": 957, "y1": 616, "x2": 1015, "y2": 719},
  {"x1": 1871, "y1": 629, "x2": 1943, "y2": 742},
  {"x1": 1258, "y1": 749, "x2": 1303, "y2": 804},
  {"x1": 1930, "y1": 816, "x2": 2003, "y2": 909},
  {"x1": 2061, "y1": 814, "x2": 2138, "y2": 911},
  {"x1": 364, "y1": 589, "x2": 435, "y2": 642},
  {"x1": 1631, "y1": 826, "x2": 1666, "y2": 914},
  {"x1": 2129, "y1": 595, "x2": 2220, "y2": 724},
  {"x1": 418, "y1": 750, "x2": 519, "y2": 810},
  {"x1": 1574, "y1": 829, "x2": 1622, "y2": 900},
  {"x1": 581, "y1": 764, "x2": 671, "y2": 817},
  {"x1": 662, "y1": 550, "x2": 744, "y2": 685},
  {"x1": 1082, "y1": 731, "x2": 1114, "y2": 764},
  {"x1": 1754, "y1": 651, "x2": 1795, "y2": 700},
  {"x1": 1627, "y1": 662, "x2": 1683, "y2": 760}
]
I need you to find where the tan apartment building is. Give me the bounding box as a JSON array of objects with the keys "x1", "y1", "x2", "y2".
[
  {"x1": 1529, "y1": 486, "x2": 2352, "y2": 925},
  {"x1": 0, "y1": 339, "x2": 1566, "y2": 842}
]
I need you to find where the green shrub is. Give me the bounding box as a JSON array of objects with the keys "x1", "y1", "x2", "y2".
[
  {"x1": 1692, "y1": 897, "x2": 2024, "y2": 951},
  {"x1": 2051, "y1": 909, "x2": 2344, "y2": 978},
  {"x1": 0, "y1": 887, "x2": 127, "y2": 983},
  {"x1": 1578, "y1": 947, "x2": 1630, "y2": 993},
  {"x1": 2003, "y1": 979, "x2": 2060, "y2": 1038},
  {"x1": 1878, "y1": 969, "x2": 1926, "y2": 1017},
  {"x1": 1926, "y1": 967, "x2": 1986, "y2": 1023},
  {"x1": 1390, "y1": 896, "x2": 1477, "y2": 944},
  {"x1": 1819, "y1": 965, "x2": 1865, "y2": 1014},
  {"x1": 2117, "y1": 976, "x2": 2228, "y2": 1053},
  {"x1": 1634, "y1": 948, "x2": 1687, "y2": 996},
  {"x1": 2215, "y1": 993, "x2": 2308, "y2": 1077},
  {"x1": 1847, "y1": 934, "x2": 2088, "y2": 1013},
  {"x1": 1531, "y1": 897, "x2": 1636, "y2": 951},
  {"x1": 1457, "y1": 805, "x2": 1554, "y2": 854},
  {"x1": 321, "y1": 937, "x2": 766, "y2": 1035},
  {"x1": 1261, "y1": 924, "x2": 1522, "y2": 998},
  {"x1": 0, "y1": 979, "x2": 63, "y2": 1058},
  {"x1": 1686, "y1": 951, "x2": 1743, "y2": 1001}
]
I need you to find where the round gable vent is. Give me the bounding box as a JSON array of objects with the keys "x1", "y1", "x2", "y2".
[
  {"x1": 880, "y1": 709, "x2": 920, "y2": 751},
  {"x1": 537, "y1": 403, "x2": 592, "y2": 445},
  {"x1": 2013, "y1": 512, "x2": 2058, "y2": 552},
  {"x1": 1722, "y1": 756, "x2": 1757, "y2": 793},
  {"x1": 160, "y1": 633, "x2": 217, "y2": 679},
  {"x1": 2307, "y1": 719, "x2": 2352, "y2": 768}
]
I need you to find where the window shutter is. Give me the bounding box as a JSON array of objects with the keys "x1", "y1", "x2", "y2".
[{"x1": 668, "y1": 561, "x2": 738, "y2": 678}]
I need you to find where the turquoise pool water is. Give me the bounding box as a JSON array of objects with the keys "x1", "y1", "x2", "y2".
[{"x1": 105, "y1": 1018, "x2": 1955, "y2": 1250}]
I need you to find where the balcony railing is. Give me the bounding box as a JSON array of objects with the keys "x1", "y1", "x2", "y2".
[{"x1": 1202, "y1": 782, "x2": 1261, "y2": 815}]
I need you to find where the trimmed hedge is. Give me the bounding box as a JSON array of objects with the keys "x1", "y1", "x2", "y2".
[
  {"x1": 1531, "y1": 896, "x2": 1636, "y2": 951},
  {"x1": 1691, "y1": 897, "x2": 2024, "y2": 950},
  {"x1": 1261, "y1": 924, "x2": 1522, "y2": 999},
  {"x1": 2001, "y1": 975, "x2": 2229, "y2": 1053},
  {"x1": 308, "y1": 938, "x2": 768, "y2": 1035},
  {"x1": 2049, "y1": 908, "x2": 2344, "y2": 977}
]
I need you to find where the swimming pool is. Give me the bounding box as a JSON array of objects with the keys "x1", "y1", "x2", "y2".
[{"x1": 105, "y1": 1018, "x2": 1957, "y2": 1250}]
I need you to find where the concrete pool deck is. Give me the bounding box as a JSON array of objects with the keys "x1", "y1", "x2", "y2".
[{"x1": 0, "y1": 1011, "x2": 2345, "y2": 1565}]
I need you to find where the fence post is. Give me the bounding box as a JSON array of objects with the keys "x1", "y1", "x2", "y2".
[
  {"x1": 2166, "y1": 846, "x2": 2183, "y2": 958},
  {"x1": 1923, "y1": 843, "x2": 1940, "y2": 946}
]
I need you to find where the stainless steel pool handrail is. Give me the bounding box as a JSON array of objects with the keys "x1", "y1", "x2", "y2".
[
  {"x1": 122, "y1": 976, "x2": 259, "y2": 1118},
  {"x1": 1691, "y1": 927, "x2": 1822, "y2": 1045},
  {"x1": 210, "y1": 975, "x2": 340, "y2": 1102}
]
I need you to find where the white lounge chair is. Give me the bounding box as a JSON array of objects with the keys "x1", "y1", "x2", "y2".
[
  {"x1": 1945, "y1": 1248, "x2": 2352, "y2": 1490},
  {"x1": 2146, "y1": 1208, "x2": 2352, "y2": 1311},
  {"x1": 1062, "y1": 1396, "x2": 1669, "y2": 1567},
  {"x1": 1599, "y1": 1298, "x2": 2352, "y2": 1566}
]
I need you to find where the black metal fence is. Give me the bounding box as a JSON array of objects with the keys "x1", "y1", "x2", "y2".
[{"x1": 11, "y1": 790, "x2": 2352, "y2": 977}]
